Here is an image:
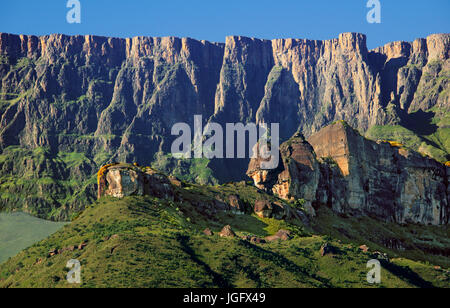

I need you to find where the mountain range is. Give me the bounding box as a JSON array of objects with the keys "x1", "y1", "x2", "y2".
[
  {"x1": 0, "y1": 31, "x2": 449, "y2": 288},
  {"x1": 0, "y1": 31, "x2": 448, "y2": 221}
]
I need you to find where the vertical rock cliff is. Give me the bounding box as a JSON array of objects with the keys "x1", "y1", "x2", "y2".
[
  {"x1": 0, "y1": 32, "x2": 448, "y2": 219},
  {"x1": 248, "y1": 121, "x2": 449, "y2": 225},
  {"x1": 309, "y1": 121, "x2": 448, "y2": 225}
]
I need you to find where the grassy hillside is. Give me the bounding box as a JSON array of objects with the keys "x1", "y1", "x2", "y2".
[
  {"x1": 367, "y1": 107, "x2": 450, "y2": 163},
  {"x1": 311, "y1": 207, "x2": 450, "y2": 269},
  {"x1": 0, "y1": 213, "x2": 67, "y2": 263},
  {"x1": 1, "y1": 186, "x2": 448, "y2": 288}
]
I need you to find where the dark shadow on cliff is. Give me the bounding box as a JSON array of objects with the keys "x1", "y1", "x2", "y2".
[
  {"x1": 401, "y1": 110, "x2": 438, "y2": 136},
  {"x1": 209, "y1": 157, "x2": 251, "y2": 183},
  {"x1": 378, "y1": 56, "x2": 409, "y2": 108}
]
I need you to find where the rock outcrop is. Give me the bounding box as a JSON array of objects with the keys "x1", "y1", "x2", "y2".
[
  {"x1": 97, "y1": 164, "x2": 251, "y2": 218},
  {"x1": 241, "y1": 235, "x2": 266, "y2": 244},
  {"x1": 203, "y1": 228, "x2": 214, "y2": 236},
  {"x1": 253, "y1": 200, "x2": 273, "y2": 218},
  {"x1": 309, "y1": 121, "x2": 449, "y2": 225},
  {"x1": 97, "y1": 163, "x2": 173, "y2": 200},
  {"x1": 265, "y1": 229, "x2": 292, "y2": 242},
  {"x1": 218, "y1": 225, "x2": 236, "y2": 238},
  {"x1": 253, "y1": 200, "x2": 292, "y2": 219},
  {"x1": 247, "y1": 133, "x2": 321, "y2": 216},
  {"x1": 320, "y1": 243, "x2": 338, "y2": 257},
  {"x1": 248, "y1": 121, "x2": 449, "y2": 225}
]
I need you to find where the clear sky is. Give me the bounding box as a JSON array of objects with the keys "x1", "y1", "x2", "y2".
[{"x1": 0, "y1": 0, "x2": 448, "y2": 49}]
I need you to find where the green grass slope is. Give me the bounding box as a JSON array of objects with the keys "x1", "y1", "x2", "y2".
[
  {"x1": 366, "y1": 119, "x2": 450, "y2": 162},
  {"x1": 1, "y1": 189, "x2": 448, "y2": 288}
]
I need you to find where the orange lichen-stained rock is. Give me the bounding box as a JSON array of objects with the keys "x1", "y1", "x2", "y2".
[{"x1": 97, "y1": 163, "x2": 173, "y2": 200}]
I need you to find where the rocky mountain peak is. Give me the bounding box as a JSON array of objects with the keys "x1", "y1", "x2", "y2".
[
  {"x1": 337, "y1": 32, "x2": 368, "y2": 56},
  {"x1": 426, "y1": 33, "x2": 450, "y2": 60}
]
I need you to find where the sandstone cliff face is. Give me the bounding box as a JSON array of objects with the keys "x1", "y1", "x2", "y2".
[
  {"x1": 0, "y1": 32, "x2": 448, "y2": 219},
  {"x1": 248, "y1": 122, "x2": 449, "y2": 225},
  {"x1": 309, "y1": 122, "x2": 449, "y2": 225},
  {"x1": 370, "y1": 34, "x2": 449, "y2": 116},
  {"x1": 2, "y1": 32, "x2": 447, "y2": 154},
  {"x1": 247, "y1": 133, "x2": 320, "y2": 216}
]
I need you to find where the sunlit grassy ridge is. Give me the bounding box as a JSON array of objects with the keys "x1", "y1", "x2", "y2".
[
  {"x1": 366, "y1": 106, "x2": 450, "y2": 163},
  {"x1": 1, "y1": 186, "x2": 448, "y2": 288}
]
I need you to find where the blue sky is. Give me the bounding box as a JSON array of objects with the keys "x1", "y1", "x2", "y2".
[{"x1": 0, "y1": 0, "x2": 448, "y2": 49}]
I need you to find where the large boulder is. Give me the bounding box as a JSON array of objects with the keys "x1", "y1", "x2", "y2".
[
  {"x1": 253, "y1": 200, "x2": 292, "y2": 219},
  {"x1": 254, "y1": 200, "x2": 273, "y2": 218},
  {"x1": 219, "y1": 225, "x2": 236, "y2": 238},
  {"x1": 265, "y1": 229, "x2": 292, "y2": 242},
  {"x1": 242, "y1": 235, "x2": 266, "y2": 244},
  {"x1": 247, "y1": 133, "x2": 322, "y2": 216},
  {"x1": 203, "y1": 228, "x2": 214, "y2": 236},
  {"x1": 320, "y1": 243, "x2": 338, "y2": 257},
  {"x1": 98, "y1": 164, "x2": 173, "y2": 200},
  {"x1": 191, "y1": 196, "x2": 246, "y2": 217},
  {"x1": 228, "y1": 195, "x2": 245, "y2": 213}
]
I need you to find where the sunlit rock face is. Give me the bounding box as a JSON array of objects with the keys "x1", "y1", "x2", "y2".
[
  {"x1": 308, "y1": 121, "x2": 449, "y2": 225},
  {"x1": 98, "y1": 164, "x2": 173, "y2": 200},
  {"x1": 247, "y1": 133, "x2": 322, "y2": 217},
  {"x1": 248, "y1": 122, "x2": 449, "y2": 225},
  {"x1": 104, "y1": 167, "x2": 143, "y2": 198}
]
